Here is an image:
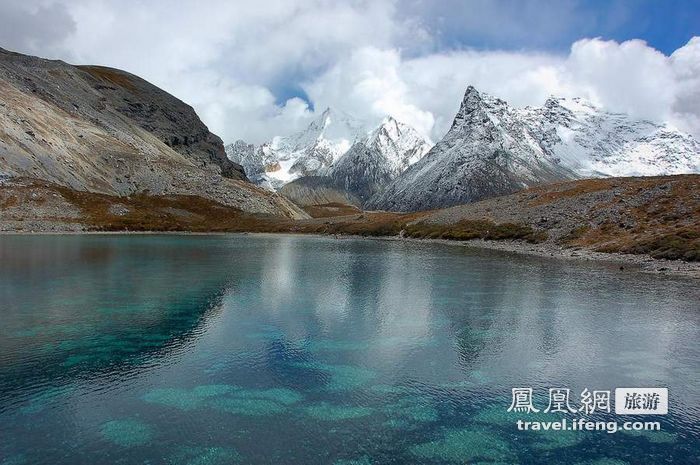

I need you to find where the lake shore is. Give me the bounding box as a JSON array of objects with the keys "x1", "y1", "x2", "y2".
[
  {"x1": 3, "y1": 175, "x2": 698, "y2": 276},
  {"x1": 370, "y1": 234, "x2": 700, "y2": 279},
  {"x1": 2, "y1": 229, "x2": 699, "y2": 279}
]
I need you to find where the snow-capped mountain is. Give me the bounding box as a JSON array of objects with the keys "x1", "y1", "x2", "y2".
[
  {"x1": 223, "y1": 140, "x2": 278, "y2": 187},
  {"x1": 329, "y1": 116, "x2": 432, "y2": 201},
  {"x1": 226, "y1": 108, "x2": 368, "y2": 189},
  {"x1": 226, "y1": 109, "x2": 432, "y2": 192},
  {"x1": 524, "y1": 96, "x2": 700, "y2": 177},
  {"x1": 369, "y1": 86, "x2": 700, "y2": 212}
]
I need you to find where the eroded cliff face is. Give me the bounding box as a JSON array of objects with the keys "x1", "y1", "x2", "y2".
[{"x1": 0, "y1": 48, "x2": 307, "y2": 219}]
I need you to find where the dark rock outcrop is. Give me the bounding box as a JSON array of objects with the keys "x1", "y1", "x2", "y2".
[{"x1": 0, "y1": 48, "x2": 244, "y2": 179}]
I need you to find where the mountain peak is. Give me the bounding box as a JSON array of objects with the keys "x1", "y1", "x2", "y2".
[
  {"x1": 460, "y1": 85, "x2": 482, "y2": 108},
  {"x1": 544, "y1": 96, "x2": 561, "y2": 109},
  {"x1": 464, "y1": 85, "x2": 478, "y2": 95},
  {"x1": 376, "y1": 115, "x2": 401, "y2": 133},
  {"x1": 371, "y1": 116, "x2": 423, "y2": 144},
  {"x1": 370, "y1": 86, "x2": 700, "y2": 212},
  {"x1": 319, "y1": 106, "x2": 332, "y2": 121},
  {"x1": 451, "y1": 85, "x2": 507, "y2": 131}
]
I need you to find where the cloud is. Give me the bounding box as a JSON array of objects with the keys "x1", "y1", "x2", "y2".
[
  {"x1": 0, "y1": 1, "x2": 698, "y2": 143},
  {"x1": 303, "y1": 48, "x2": 435, "y2": 139},
  {"x1": 304, "y1": 37, "x2": 700, "y2": 140},
  {"x1": 670, "y1": 37, "x2": 700, "y2": 136},
  {"x1": 564, "y1": 38, "x2": 676, "y2": 120},
  {"x1": 398, "y1": 0, "x2": 602, "y2": 50},
  {"x1": 0, "y1": 1, "x2": 76, "y2": 55},
  {"x1": 30, "y1": 0, "x2": 428, "y2": 144}
]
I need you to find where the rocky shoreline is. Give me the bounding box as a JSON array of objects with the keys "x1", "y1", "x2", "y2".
[{"x1": 370, "y1": 235, "x2": 700, "y2": 279}]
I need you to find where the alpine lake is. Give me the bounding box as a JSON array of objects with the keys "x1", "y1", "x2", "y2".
[{"x1": 1, "y1": 234, "x2": 698, "y2": 465}]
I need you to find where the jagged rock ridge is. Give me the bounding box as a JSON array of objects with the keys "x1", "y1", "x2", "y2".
[
  {"x1": 329, "y1": 116, "x2": 432, "y2": 202},
  {"x1": 226, "y1": 108, "x2": 369, "y2": 189},
  {"x1": 369, "y1": 86, "x2": 700, "y2": 212}
]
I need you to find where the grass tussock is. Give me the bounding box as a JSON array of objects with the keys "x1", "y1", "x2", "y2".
[
  {"x1": 559, "y1": 225, "x2": 590, "y2": 243},
  {"x1": 542, "y1": 175, "x2": 700, "y2": 261},
  {"x1": 54, "y1": 186, "x2": 289, "y2": 233},
  {"x1": 404, "y1": 220, "x2": 547, "y2": 243},
  {"x1": 596, "y1": 227, "x2": 700, "y2": 261},
  {"x1": 0, "y1": 195, "x2": 18, "y2": 209},
  {"x1": 308, "y1": 213, "x2": 411, "y2": 237},
  {"x1": 529, "y1": 178, "x2": 614, "y2": 206},
  {"x1": 303, "y1": 202, "x2": 362, "y2": 218}
]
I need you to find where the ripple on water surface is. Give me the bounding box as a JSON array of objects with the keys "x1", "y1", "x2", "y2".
[
  {"x1": 143, "y1": 384, "x2": 304, "y2": 417},
  {"x1": 1, "y1": 235, "x2": 699, "y2": 465},
  {"x1": 99, "y1": 419, "x2": 154, "y2": 447}
]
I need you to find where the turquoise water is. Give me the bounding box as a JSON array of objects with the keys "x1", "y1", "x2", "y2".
[{"x1": 0, "y1": 234, "x2": 698, "y2": 465}]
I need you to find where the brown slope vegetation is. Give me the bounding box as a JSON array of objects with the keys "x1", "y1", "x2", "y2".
[
  {"x1": 1, "y1": 175, "x2": 698, "y2": 262},
  {"x1": 0, "y1": 178, "x2": 297, "y2": 233},
  {"x1": 418, "y1": 175, "x2": 700, "y2": 260},
  {"x1": 302, "y1": 202, "x2": 363, "y2": 218}
]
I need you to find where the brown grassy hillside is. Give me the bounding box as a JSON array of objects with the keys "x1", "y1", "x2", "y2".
[
  {"x1": 1, "y1": 175, "x2": 698, "y2": 261},
  {"x1": 419, "y1": 175, "x2": 700, "y2": 260}
]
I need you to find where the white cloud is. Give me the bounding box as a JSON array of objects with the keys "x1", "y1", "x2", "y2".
[
  {"x1": 0, "y1": 1, "x2": 76, "y2": 56},
  {"x1": 7, "y1": 0, "x2": 424, "y2": 143},
  {"x1": 670, "y1": 37, "x2": 700, "y2": 136},
  {"x1": 304, "y1": 48, "x2": 435, "y2": 139},
  {"x1": 0, "y1": 1, "x2": 698, "y2": 143},
  {"x1": 303, "y1": 37, "x2": 700, "y2": 140},
  {"x1": 564, "y1": 38, "x2": 676, "y2": 120}
]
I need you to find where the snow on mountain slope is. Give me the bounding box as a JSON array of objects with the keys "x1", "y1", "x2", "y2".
[
  {"x1": 226, "y1": 110, "x2": 432, "y2": 194},
  {"x1": 369, "y1": 86, "x2": 700, "y2": 212},
  {"x1": 527, "y1": 97, "x2": 700, "y2": 177},
  {"x1": 226, "y1": 108, "x2": 367, "y2": 189},
  {"x1": 329, "y1": 116, "x2": 432, "y2": 202},
  {"x1": 224, "y1": 140, "x2": 280, "y2": 189}
]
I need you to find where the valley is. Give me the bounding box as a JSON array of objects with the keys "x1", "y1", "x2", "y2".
[
  {"x1": 3, "y1": 174, "x2": 698, "y2": 275},
  {"x1": 1, "y1": 48, "x2": 698, "y2": 270}
]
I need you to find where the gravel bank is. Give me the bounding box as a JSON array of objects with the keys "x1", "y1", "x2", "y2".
[{"x1": 369, "y1": 235, "x2": 700, "y2": 279}]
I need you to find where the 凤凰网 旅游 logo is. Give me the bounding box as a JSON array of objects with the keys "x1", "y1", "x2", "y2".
[
  {"x1": 614, "y1": 388, "x2": 668, "y2": 414},
  {"x1": 507, "y1": 387, "x2": 668, "y2": 415}
]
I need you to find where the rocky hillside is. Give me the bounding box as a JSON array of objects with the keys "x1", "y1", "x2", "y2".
[
  {"x1": 301, "y1": 175, "x2": 700, "y2": 263},
  {"x1": 278, "y1": 176, "x2": 360, "y2": 207},
  {"x1": 0, "y1": 48, "x2": 305, "y2": 218},
  {"x1": 415, "y1": 175, "x2": 699, "y2": 261},
  {"x1": 6, "y1": 171, "x2": 696, "y2": 265},
  {"x1": 369, "y1": 86, "x2": 700, "y2": 212}
]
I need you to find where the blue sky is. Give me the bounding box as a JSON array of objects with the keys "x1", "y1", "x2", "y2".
[
  {"x1": 275, "y1": 0, "x2": 700, "y2": 115},
  {"x1": 1, "y1": 0, "x2": 699, "y2": 142},
  {"x1": 610, "y1": 0, "x2": 699, "y2": 54},
  {"x1": 400, "y1": 0, "x2": 699, "y2": 54}
]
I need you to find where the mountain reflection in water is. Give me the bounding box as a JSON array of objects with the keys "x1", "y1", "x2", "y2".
[{"x1": 0, "y1": 234, "x2": 698, "y2": 465}]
